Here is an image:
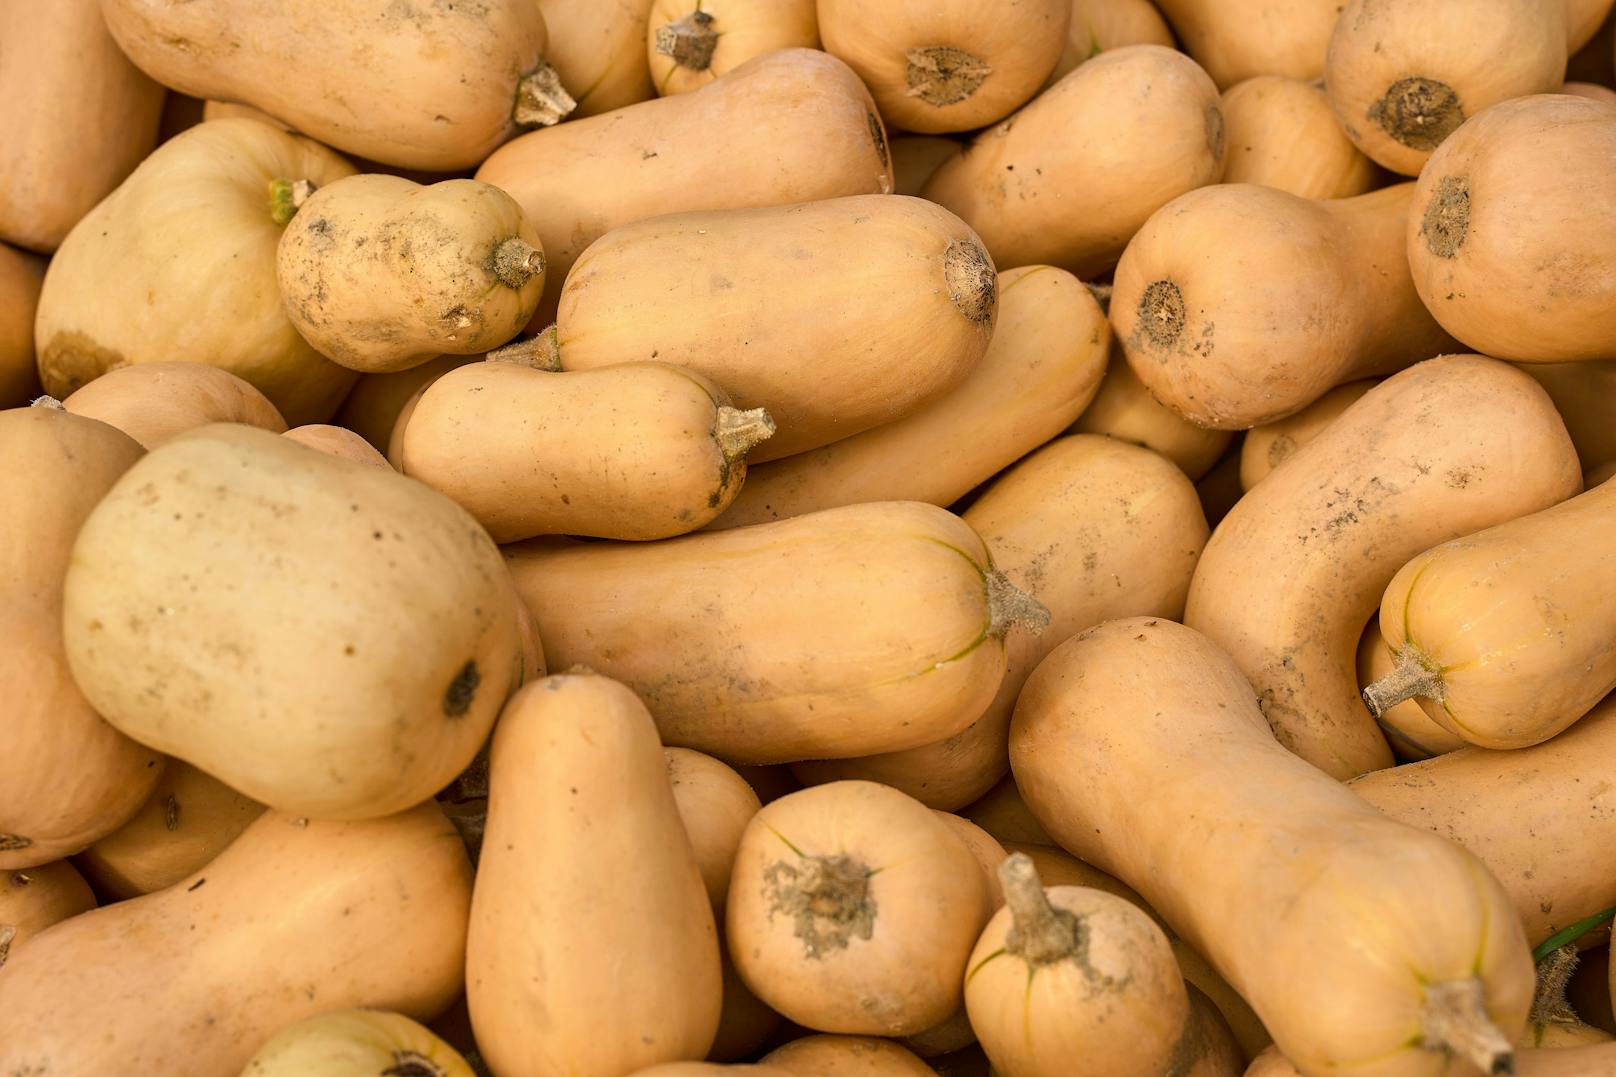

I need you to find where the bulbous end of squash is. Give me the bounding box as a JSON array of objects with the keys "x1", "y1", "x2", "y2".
[
  {"x1": 1421, "y1": 978, "x2": 1514, "y2": 1075},
  {"x1": 986, "y1": 570, "x2": 1049, "y2": 640},
  {"x1": 655, "y1": 10, "x2": 719, "y2": 72},
  {"x1": 513, "y1": 62, "x2": 577, "y2": 128}
]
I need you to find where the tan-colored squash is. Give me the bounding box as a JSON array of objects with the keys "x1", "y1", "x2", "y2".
[
  {"x1": 787, "y1": 435, "x2": 1205, "y2": 808},
  {"x1": 1325, "y1": 0, "x2": 1568, "y2": 176},
  {"x1": 0, "y1": 244, "x2": 43, "y2": 406},
  {"x1": 477, "y1": 49, "x2": 892, "y2": 321},
  {"x1": 1365, "y1": 481, "x2": 1616, "y2": 749},
  {"x1": 710, "y1": 950, "x2": 783, "y2": 1063},
  {"x1": 1183, "y1": 355, "x2": 1581, "y2": 778},
  {"x1": 1070, "y1": 353, "x2": 1233, "y2": 481},
  {"x1": 505, "y1": 501, "x2": 1042, "y2": 765},
  {"x1": 35, "y1": 118, "x2": 360, "y2": 425},
  {"x1": 332, "y1": 355, "x2": 481, "y2": 454},
  {"x1": 467, "y1": 674, "x2": 722, "y2": 1075},
  {"x1": 1, "y1": 404, "x2": 161, "y2": 869},
  {"x1": 763, "y1": 1035, "x2": 938, "y2": 1075},
  {"x1": 667, "y1": 747, "x2": 763, "y2": 915},
  {"x1": 1521, "y1": 362, "x2": 1616, "y2": 474},
  {"x1": 400, "y1": 360, "x2": 773, "y2": 541},
  {"x1": 0, "y1": 860, "x2": 95, "y2": 970},
  {"x1": 278, "y1": 176, "x2": 545, "y2": 373},
  {"x1": 649, "y1": 0, "x2": 818, "y2": 97},
  {"x1": 1150, "y1": 0, "x2": 1338, "y2": 86},
  {"x1": 61, "y1": 424, "x2": 520, "y2": 819},
  {"x1": 75, "y1": 761, "x2": 265, "y2": 901},
  {"x1": 1114, "y1": 183, "x2": 1454, "y2": 429},
  {"x1": 961, "y1": 777, "x2": 1054, "y2": 847},
  {"x1": 0, "y1": 802, "x2": 471, "y2": 1074},
  {"x1": 728, "y1": 781, "x2": 991, "y2": 1036},
  {"x1": 708, "y1": 266, "x2": 1105, "y2": 528},
  {"x1": 538, "y1": 0, "x2": 656, "y2": 117},
  {"x1": 282, "y1": 424, "x2": 390, "y2": 468},
  {"x1": 1351, "y1": 695, "x2": 1616, "y2": 948},
  {"x1": 1220, "y1": 77, "x2": 1377, "y2": 199},
  {"x1": 557, "y1": 195, "x2": 993, "y2": 461},
  {"x1": 102, "y1": 0, "x2": 570, "y2": 170},
  {"x1": 922, "y1": 45, "x2": 1223, "y2": 278},
  {"x1": 1047, "y1": 0, "x2": 1176, "y2": 84},
  {"x1": 62, "y1": 361, "x2": 288, "y2": 449},
  {"x1": 1408, "y1": 95, "x2": 1616, "y2": 363},
  {"x1": 934, "y1": 814, "x2": 1007, "y2": 910},
  {"x1": 817, "y1": 0, "x2": 1070, "y2": 133},
  {"x1": 1565, "y1": 79, "x2": 1616, "y2": 102},
  {"x1": 1571, "y1": 0, "x2": 1616, "y2": 48},
  {"x1": 1238, "y1": 380, "x2": 1376, "y2": 490},
  {"x1": 890, "y1": 136, "x2": 964, "y2": 196},
  {"x1": 1249, "y1": 1039, "x2": 1616, "y2": 1076},
  {"x1": 0, "y1": 0, "x2": 164, "y2": 252},
  {"x1": 1011, "y1": 617, "x2": 1535, "y2": 1076},
  {"x1": 242, "y1": 1010, "x2": 477, "y2": 1077},
  {"x1": 630, "y1": 1066, "x2": 794, "y2": 1076},
  {"x1": 1357, "y1": 624, "x2": 1466, "y2": 762}
]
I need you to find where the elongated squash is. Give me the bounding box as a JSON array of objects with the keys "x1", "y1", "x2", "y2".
[
  {"x1": 1357, "y1": 625, "x2": 1466, "y2": 762},
  {"x1": 62, "y1": 362, "x2": 287, "y2": 448},
  {"x1": 539, "y1": 0, "x2": 656, "y2": 117},
  {"x1": 1238, "y1": 380, "x2": 1376, "y2": 490},
  {"x1": 1047, "y1": 0, "x2": 1176, "y2": 84},
  {"x1": 0, "y1": 802, "x2": 471, "y2": 1074},
  {"x1": 1070, "y1": 354, "x2": 1233, "y2": 481},
  {"x1": 332, "y1": 356, "x2": 481, "y2": 454},
  {"x1": 1010, "y1": 618, "x2": 1535, "y2": 1076},
  {"x1": 467, "y1": 674, "x2": 722, "y2": 1076},
  {"x1": 762, "y1": 1035, "x2": 937, "y2": 1075},
  {"x1": 1183, "y1": 356, "x2": 1580, "y2": 778},
  {"x1": 557, "y1": 196, "x2": 993, "y2": 461},
  {"x1": 667, "y1": 748, "x2": 763, "y2": 915},
  {"x1": 0, "y1": 244, "x2": 44, "y2": 406},
  {"x1": 1150, "y1": 0, "x2": 1339, "y2": 87},
  {"x1": 242, "y1": 1010, "x2": 477, "y2": 1077},
  {"x1": 1219, "y1": 77, "x2": 1376, "y2": 200},
  {"x1": 708, "y1": 265, "x2": 1104, "y2": 527},
  {"x1": 922, "y1": 45, "x2": 1222, "y2": 278},
  {"x1": 0, "y1": 860, "x2": 95, "y2": 970},
  {"x1": 650, "y1": 1, "x2": 819, "y2": 97}
]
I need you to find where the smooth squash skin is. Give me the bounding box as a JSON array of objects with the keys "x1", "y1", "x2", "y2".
[
  {"x1": 477, "y1": 49, "x2": 893, "y2": 320},
  {"x1": 761, "y1": 1035, "x2": 937, "y2": 1075},
  {"x1": 1521, "y1": 362, "x2": 1616, "y2": 474},
  {"x1": 62, "y1": 362, "x2": 288, "y2": 449},
  {"x1": 1219, "y1": 77, "x2": 1377, "y2": 200},
  {"x1": 101, "y1": 0, "x2": 568, "y2": 170},
  {"x1": 467, "y1": 674, "x2": 722, "y2": 1077},
  {"x1": 505, "y1": 502, "x2": 1043, "y2": 764},
  {"x1": 332, "y1": 355, "x2": 481, "y2": 454},
  {"x1": 1408, "y1": 95, "x2": 1616, "y2": 363},
  {"x1": 1564, "y1": 79, "x2": 1616, "y2": 102},
  {"x1": 666, "y1": 747, "x2": 764, "y2": 915},
  {"x1": 0, "y1": 0, "x2": 164, "y2": 252},
  {"x1": 1069, "y1": 353, "x2": 1233, "y2": 481},
  {"x1": 400, "y1": 361, "x2": 774, "y2": 541},
  {"x1": 1351, "y1": 697, "x2": 1616, "y2": 949},
  {"x1": 935, "y1": 813, "x2": 1008, "y2": 910},
  {"x1": 650, "y1": 0, "x2": 819, "y2": 97},
  {"x1": 816, "y1": 0, "x2": 1070, "y2": 134},
  {"x1": 1046, "y1": 0, "x2": 1176, "y2": 84},
  {"x1": 62, "y1": 424, "x2": 521, "y2": 820},
  {"x1": 1149, "y1": 0, "x2": 1340, "y2": 87},
  {"x1": 1325, "y1": 0, "x2": 1567, "y2": 176},
  {"x1": 0, "y1": 405, "x2": 161, "y2": 869},
  {"x1": 1238, "y1": 380, "x2": 1376, "y2": 490},
  {"x1": 1114, "y1": 183, "x2": 1455, "y2": 430},
  {"x1": 283, "y1": 424, "x2": 391, "y2": 468},
  {"x1": 1357, "y1": 625, "x2": 1466, "y2": 762},
  {"x1": 557, "y1": 195, "x2": 994, "y2": 461},
  {"x1": 707, "y1": 266, "x2": 1106, "y2": 528},
  {"x1": 727, "y1": 781, "x2": 992, "y2": 1036},
  {"x1": 922, "y1": 45, "x2": 1223, "y2": 279},
  {"x1": 1010, "y1": 618, "x2": 1536, "y2": 1077},
  {"x1": 538, "y1": 0, "x2": 656, "y2": 117},
  {"x1": 0, "y1": 244, "x2": 44, "y2": 406},
  {"x1": 0, "y1": 860, "x2": 96, "y2": 971},
  {"x1": 242, "y1": 1010, "x2": 476, "y2": 1077},
  {"x1": 890, "y1": 136, "x2": 964, "y2": 196},
  {"x1": 35, "y1": 118, "x2": 360, "y2": 425},
  {"x1": 0, "y1": 803, "x2": 472, "y2": 1076},
  {"x1": 75, "y1": 761, "x2": 265, "y2": 901},
  {"x1": 1183, "y1": 355, "x2": 1581, "y2": 779},
  {"x1": 788, "y1": 435, "x2": 1207, "y2": 809}
]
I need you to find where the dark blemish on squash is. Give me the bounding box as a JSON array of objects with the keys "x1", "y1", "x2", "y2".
[
  {"x1": 764, "y1": 854, "x2": 877, "y2": 959},
  {"x1": 905, "y1": 46, "x2": 992, "y2": 107},
  {"x1": 0, "y1": 834, "x2": 32, "y2": 853},
  {"x1": 1421, "y1": 175, "x2": 1470, "y2": 259},
  {"x1": 944, "y1": 240, "x2": 996, "y2": 324},
  {"x1": 38, "y1": 331, "x2": 127, "y2": 398},
  {"x1": 443, "y1": 660, "x2": 481, "y2": 717},
  {"x1": 164, "y1": 795, "x2": 181, "y2": 832},
  {"x1": 1204, "y1": 104, "x2": 1225, "y2": 160},
  {"x1": 187, "y1": 877, "x2": 206, "y2": 892},
  {"x1": 1369, "y1": 77, "x2": 1463, "y2": 151},
  {"x1": 382, "y1": 1051, "x2": 446, "y2": 1077},
  {"x1": 1137, "y1": 280, "x2": 1186, "y2": 351},
  {"x1": 866, "y1": 111, "x2": 890, "y2": 170}
]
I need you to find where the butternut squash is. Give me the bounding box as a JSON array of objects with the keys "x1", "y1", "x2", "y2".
[
  {"x1": 708, "y1": 266, "x2": 1105, "y2": 528},
  {"x1": 1325, "y1": 0, "x2": 1568, "y2": 176},
  {"x1": 282, "y1": 424, "x2": 390, "y2": 468},
  {"x1": 1238, "y1": 380, "x2": 1377, "y2": 490},
  {"x1": 242, "y1": 1010, "x2": 476, "y2": 1077},
  {"x1": 935, "y1": 814, "x2": 1008, "y2": 910},
  {"x1": 75, "y1": 761, "x2": 265, "y2": 901},
  {"x1": 1569, "y1": 8, "x2": 1616, "y2": 80},
  {"x1": 762, "y1": 1035, "x2": 937, "y2": 1075},
  {"x1": 62, "y1": 424, "x2": 521, "y2": 819},
  {"x1": 891, "y1": 136, "x2": 964, "y2": 196},
  {"x1": 650, "y1": 1, "x2": 818, "y2": 96},
  {"x1": 102, "y1": 0, "x2": 571, "y2": 170},
  {"x1": 400, "y1": 361, "x2": 773, "y2": 541},
  {"x1": 467, "y1": 674, "x2": 722, "y2": 1075},
  {"x1": 1409, "y1": 95, "x2": 1616, "y2": 362},
  {"x1": 631, "y1": 1066, "x2": 793, "y2": 1076},
  {"x1": 62, "y1": 362, "x2": 288, "y2": 449},
  {"x1": 556, "y1": 195, "x2": 993, "y2": 461},
  {"x1": 1565, "y1": 80, "x2": 1616, "y2": 103},
  {"x1": 1070, "y1": 354, "x2": 1233, "y2": 481},
  {"x1": 1184, "y1": 355, "x2": 1580, "y2": 778},
  {"x1": 1351, "y1": 695, "x2": 1616, "y2": 947},
  {"x1": 709, "y1": 949, "x2": 783, "y2": 1062},
  {"x1": 667, "y1": 747, "x2": 763, "y2": 915},
  {"x1": 35, "y1": 118, "x2": 360, "y2": 425},
  {"x1": 727, "y1": 781, "x2": 991, "y2": 1035},
  {"x1": 961, "y1": 777, "x2": 1054, "y2": 847},
  {"x1": 1047, "y1": 0, "x2": 1176, "y2": 84},
  {"x1": 0, "y1": 243, "x2": 43, "y2": 406},
  {"x1": 0, "y1": 860, "x2": 95, "y2": 970},
  {"x1": 1220, "y1": 77, "x2": 1377, "y2": 200},
  {"x1": 922, "y1": 45, "x2": 1223, "y2": 278},
  {"x1": 1, "y1": 404, "x2": 161, "y2": 869},
  {"x1": 277, "y1": 176, "x2": 545, "y2": 373},
  {"x1": 332, "y1": 355, "x2": 481, "y2": 454},
  {"x1": 1357, "y1": 624, "x2": 1466, "y2": 762},
  {"x1": 506, "y1": 501, "x2": 1042, "y2": 765},
  {"x1": 1010, "y1": 617, "x2": 1536, "y2": 1076},
  {"x1": 787, "y1": 435, "x2": 1206, "y2": 809},
  {"x1": 1247, "y1": 1043, "x2": 1616, "y2": 1076},
  {"x1": 477, "y1": 49, "x2": 892, "y2": 320},
  {"x1": 817, "y1": 0, "x2": 1070, "y2": 133},
  {"x1": 1150, "y1": 0, "x2": 1339, "y2": 87},
  {"x1": 0, "y1": 0, "x2": 165, "y2": 252},
  {"x1": 1114, "y1": 184, "x2": 1454, "y2": 429},
  {"x1": 0, "y1": 802, "x2": 471, "y2": 1075},
  {"x1": 538, "y1": 0, "x2": 656, "y2": 117}
]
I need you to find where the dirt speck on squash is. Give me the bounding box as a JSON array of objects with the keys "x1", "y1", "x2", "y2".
[
  {"x1": 0, "y1": 834, "x2": 33, "y2": 853},
  {"x1": 1368, "y1": 77, "x2": 1463, "y2": 151},
  {"x1": 1420, "y1": 175, "x2": 1470, "y2": 259},
  {"x1": 905, "y1": 46, "x2": 992, "y2": 107},
  {"x1": 442, "y1": 659, "x2": 481, "y2": 717},
  {"x1": 763, "y1": 853, "x2": 877, "y2": 959},
  {"x1": 1204, "y1": 104, "x2": 1225, "y2": 161},
  {"x1": 866, "y1": 111, "x2": 890, "y2": 171}
]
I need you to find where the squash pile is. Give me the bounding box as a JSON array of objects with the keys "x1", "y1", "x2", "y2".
[{"x1": 6, "y1": 2, "x2": 1616, "y2": 1076}]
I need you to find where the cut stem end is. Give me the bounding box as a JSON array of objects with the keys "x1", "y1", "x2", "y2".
[
  {"x1": 655, "y1": 10, "x2": 718, "y2": 71},
  {"x1": 492, "y1": 236, "x2": 546, "y2": 289},
  {"x1": 486, "y1": 326, "x2": 561, "y2": 371},
  {"x1": 1421, "y1": 979, "x2": 1515, "y2": 1075},
  {"x1": 986, "y1": 569, "x2": 1050, "y2": 640},
  {"x1": 998, "y1": 852, "x2": 1078, "y2": 965},
  {"x1": 514, "y1": 62, "x2": 577, "y2": 128},
  {"x1": 713, "y1": 406, "x2": 776, "y2": 463},
  {"x1": 1362, "y1": 646, "x2": 1445, "y2": 718}
]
